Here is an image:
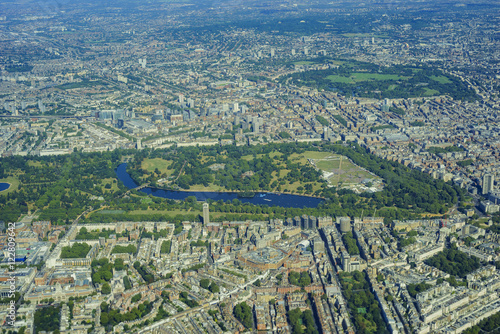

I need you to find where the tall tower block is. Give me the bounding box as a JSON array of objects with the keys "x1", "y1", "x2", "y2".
[
  {"x1": 203, "y1": 203, "x2": 210, "y2": 225},
  {"x1": 483, "y1": 174, "x2": 494, "y2": 195}
]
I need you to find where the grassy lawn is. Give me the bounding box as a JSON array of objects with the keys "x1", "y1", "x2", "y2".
[
  {"x1": 295, "y1": 152, "x2": 380, "y2": 187},
  {"x1": 142, "y1": 158, "x2": 174, "y2": 176},
  {"x1": 294, "y1": 61, "x2": 315, "y2": 65},
  {"x1": 430, "y1": 75, "x2": 452, "y2": 84},
  {"x1": 0, "y1": 176, "x2": 19, "y2": 194},
  {"x1": 27, "y1": 161, "x2": 44, "y2": 167},
  {"x1": 326, "y1": 75, "x2": 355, "y2": 83},
  {"x1": 351, "y1": 73, "x2": 405, "y2": 81},
  {"x1": 423, "y1": 88, "x2": 440, "y2": 96},
  {"x1": 290, "y1": 151, "x2": 331, "y2": 161},
  {"x1": 241, "y1": 152, "x2": 283, "y2": 161},
  {"x1": 183, "y1": 184, "x2": 225, "y2": 192},
  {"x1": 96, "y1": 209, "x2": 125, "y2": 215},
  {"x1": 101, "y1": 178, "x2": 119, "y2": 192},
  {"x1": 327, "y1": 73, "x2": 405, "y2": 84}
]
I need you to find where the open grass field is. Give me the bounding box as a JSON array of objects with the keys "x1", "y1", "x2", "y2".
[
  {"x1": 142, "y1": 158, "x2": 174, "y2": 176},
  {"x1": 241, "y1": 151, "x2": 283, "y2": 161},
  {"x1": 327, "y1": 73, "x2": 407, "y2": 84},
  {"x1": 294, "y1": 61, "x2": 315, "y2": 65},
  {"x1": 97, "y1": 210, "x2": 125, "y2": 215},
  {"x1": 101, "y1": 178, "x2": 120, "y2": 192},
  {"x1": 423, "y1": 88, "x2": 440, "y2": 96},
  {"x1": 292, "y1": 152, "x2": 380, "y2": 187},
  {"x1": 176, "y1": 184, "x2": 225, "y2": 192},
  {"x1": 430, "y1": 75, "x2": 452, "y2": 84}
]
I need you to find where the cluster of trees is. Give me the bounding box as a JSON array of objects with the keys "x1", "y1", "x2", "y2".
[
  {"x1": 0, "y1": 149, "x2": 128, "y2": 223},
  {"x1": 133, "y1": 261, "x2": 155, "y2": 284},
  {"x1": 315, "y1": 115, "x2": 329, "y2": 126},
  {"x1": 123, "y1": 276, "x2": 132, "y2": 290},
  {"x1": 279, "y1": 131, "x2": 291, "y2": 139},
  {"x1": 0, "y1": 292, "x2": 20, "y2": 304},
  {"x1": 342, "y1": 232, "x2": 360, "y2": 255},
  {"x1": 161, "y1": 240, "x2": 172, "y2": 254},
  {"x1": 5, "y1": 64, "x2": 33, "y2": 72},
  {"x1": 179, "y1": 291, "x2": 199, "y2": 308},
  {"x1": 288, "y1": 271, "x2": 311, "y2": 287},
  {"x1": 200, "y1": 279, "x2": 220, "y2": 293},
  {"x1": 76, "y1": 227, "x2": 126, "y2": 240},
  {"x1": 463, "y1": 310, "x2": 500, "y2": 334},
  {"x1": 34, "y1": 305, "x2": 61, "y2": 334},
  {"x1": 407, "y1": 282, "x2": 432, "y2": 298},
  {"x1": 111, "y1": 245, "x2": 137, "y2": 254},
  {"x1": 92, "y1": 258, "x2": 125, "y2": 291},
  {"x1": 424, "y1": 245, "x2": 482, "y2": 278},
  {"x1": 60, "y1": 242, "x2": 91, "y2": 258},
  {"x1": 280, "y1": 62, "x2": 479, "y2": 101},
  {"x1": 398, "y1": 236, "x2": 417, "y2": 250},
  {"x1": 457, "y1": 159, "x2": 473, "y2": 167},
  {"x1": 128, "y1": 143, "x2": 322, "y2": 195},
  {"x1": 332, "y1": 114, "x2": 347, "y2": 127},
  {"x1": 325, "y1": 142, "x2": 465, "y2": 214},
  {"x1": 288, "y1": 308, "x2": 318, "y2": 334},
  {"x1": 437, "y1": 276, "x2": 467, "y2": 287},
  {"x1": 131, "y1": 293, "x2": 142, "y2": 303},
  {"x1": 141, "y1": 228, "x2": 170, "y2": 239},
  {"x1": 233, "y1": 302, "x2": 253, "y2": 329},
  {"x1": 182, "y1": 263, "x2": 206, "y2": 274},
  {"x1": 100, "y1": 300, "x2": 153, "y2": 328},
  {"x1": 190, "y1": 240, "x2": 208, "y2": 247},
  {"x1": 339, "y1": 271, "x2": 389, "y2": 334},
  {"x1": 389, "y1": 107, "x2": 405, "y2": 116}
]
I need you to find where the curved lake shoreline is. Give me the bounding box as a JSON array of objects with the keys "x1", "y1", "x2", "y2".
[
  {"x1": 0, "y1": 183, "x2": 11, "y2": 192},
  {"x1": 115, "y1": 163, "x2": 323, "y2": 209}
]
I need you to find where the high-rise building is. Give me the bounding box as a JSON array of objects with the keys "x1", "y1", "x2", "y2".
[
  {"x1": 38, "y1": 100, "x2": 45, "y2": 113},
  {"x1": 179, "y1": 94, "x2": 185, "y2": 104},
  {"x1": 253, "y1": 118, "x2": 261, "y2": 133},
  {"x1": 338, "y1": 217, "x2": 351, "y2": 233},
  {"x1": 323, "y1": 127, "x2": 329, "y2": 140},
  {"x1": 203, "y1": 203, "x2": 209, "y2": 225},
  {"x1": 483, "y1": 174, "x2": 494, "y2": 195},
  {"x1": 270, "y1": 48, "x2": 275, "y2": 57}
]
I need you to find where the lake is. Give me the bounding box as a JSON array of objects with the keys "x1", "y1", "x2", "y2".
[
  {"x1": 0, "y1": 183, "x2": 10, "y2": 192},
  {"x1": 115, "y1": 163, "x2": 323, "y2": 208}
]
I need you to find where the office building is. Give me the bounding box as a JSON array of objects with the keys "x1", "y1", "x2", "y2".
[
  {"x1": 483, "y1": 174, "x2": 494, "y2": 195},
  {"x1": 203, "y1": 203, "x2": 209, "y2": 225}
]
